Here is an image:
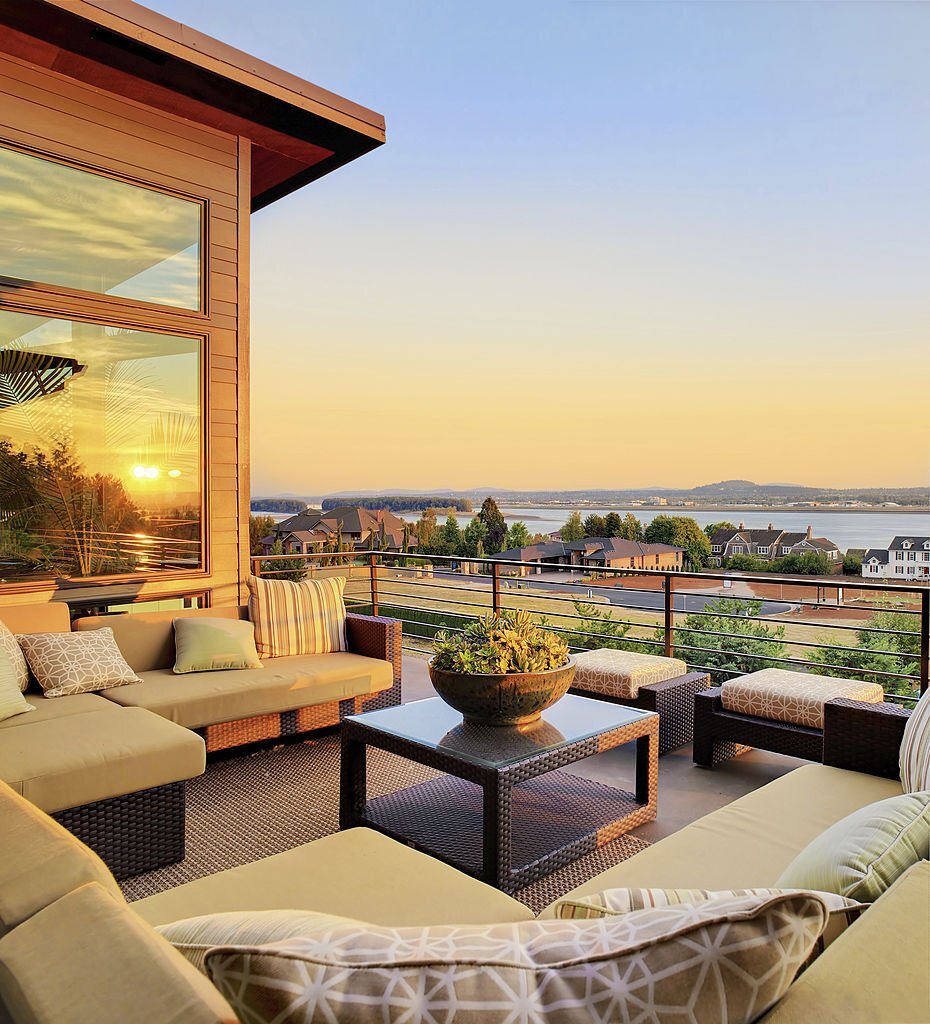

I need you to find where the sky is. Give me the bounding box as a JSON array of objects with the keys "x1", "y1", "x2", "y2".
[{"x1": 150, "y1": 1, "x2": 930, "y2": 495}]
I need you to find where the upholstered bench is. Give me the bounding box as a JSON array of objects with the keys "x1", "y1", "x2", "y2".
[
  {"x1": 570, "y1": 649, "x2": 710, "y2": 753},
  {"x1": 693, "y1": 669, "x2": 884, "y2": 767}
]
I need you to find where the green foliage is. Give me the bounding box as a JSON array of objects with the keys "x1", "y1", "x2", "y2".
[
  {"x1": 810, "y1": 610, "x2": 919, "y2": 696},
  {"x1": 583, "y1": 513, "x2": 606, "y2": 537},
  {"x1": 603, "y1": 512, "x2": 623, "y2": 537},
  {"x1": 770, "y1": 551, "x2": 834, "y2": 576},
  {"x1": 249, "y1": 515, "x2": 277, "y2": 556},
  {"x1": 843, "y1": 553, "x2": 862, "y2": 576},
  {"x1": 430, "y1": 514, "x2": 463, "y2": 556},
  {"x1": 704, "y1": 520, "x2": 736, "y2": 539},
  {"x1": 670, "y1": 597, "x2": 786, "y2": 679},
  {"x1": 415, "y1": 508, "x2": 438, "y2": 552},
  {"x1": 645, "y1": 515, "x2": 711, "y2": 569},
  {"x1": 622, "y1": 512, "x2": 644, "y2": 541},
  {"x1": 322, "y1": 496, "x2": 472, "y2": 512},
  {"x1": 461, "y1": 516, "x2": 488, "y2": 557},
  {"x1": 260, "y1": 539, "x2": 306, "y2": 582},
  {"x1": 250, "y1": 498, "x2": 307, "y2": 514},
  {"x1": 724, "y1": 553, "x2": 770, "y2": 573},
  {"x1": 478, "y1": 497, "x2": 507, "y2": 554},
  {"x1": 432, "y1": 609, "x2": 569, "y2": 674},
  {"x1": 505, "y1": 521, "x2": 532, "y2": 550},
  {"x1": 559, "y1": 600, "x2": 650, "y2": 653},
  {"x1": 560, "y1": 511, "x2": 585, "y2": 542}
]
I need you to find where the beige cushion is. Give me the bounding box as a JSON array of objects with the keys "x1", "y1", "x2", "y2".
[
  {"x1": 0, "y1": 646, "x2": 32, "y2": 724},
  {"x1": 899, "y1": 687, "x2": 930, "y2": 793},
  {"x1": 202, "y1": 894, "x2": 827, "y2": 1024},
  {"x1": 0, "y1": 779, "x2": 123, "y2": 936},
  {"x1": 761, "y1": 861, "x2": 930, "y2": 1024},
  {"x1": 538, "y1": 764, "x2": 902, "y2": 916},
  {"x1": 133, "y1": 826, "x2": 533, "y2": 928},
  {"x1": 0, "y1": 621, "x2": 29, "y2": 693},
  {"x1": 0, "y1": 603, "x2": 70, "y2": 636},
  {"x1": 73, "y1": 606, "x2": 245, "y2": 673},
  {"x1": 247, "y1": 574, "x2": 347, "y2": 657},
  {"x1": 573, "y1": 648, "x2": 688, "y2": 699},
  {"x1": 0, "y1": 883, "x2": 237, "y2": 1024},
  {"x1": 0, "y1": 692, "x2": 118, "y2": 731},
  {"x1": 722, "y1": 669, "x2": 883, "y2": 729},
  {"x1": 100, "y1": 652, "x2": 392, "y2": 729},
  {"x1": 17, "y1": 628, "x2": 142, "y2": 698},
  {"x1": 173, "y1": 616, "x2": 262, "y2": 673},
  {"x1": 0, "y1": 707, "x2": 205, "y2": 813}
]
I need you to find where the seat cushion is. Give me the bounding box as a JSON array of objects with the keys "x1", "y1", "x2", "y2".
[
  {"x1": 538, "y1": 764, "x2": 902, "y2": 916},
  {"x1": 0, "y1": 779, "x2": 123, "y2": 936},
  {"x1": 573, "y1": 648, "x2": 688, "y2": 699},
  {"x1": 0, "y1": 692, "x2": 118, "y2": 731},
  {"x1": 722, "y1": 669, "x2": 883, "y2": 729},
  {"x1": 0, "y1": 707, "x2": 205, "y2": 813},
  {"x1": 101, "y1": 652, "x2": 392, "y2": 729},
  {"x1": 132, "y1": 827, "x2": 533, "y2": 928},
  {"x1": 760, "y1": 861, "x2": 930, "y2": 1024},
  {"x1": 0, "y1": 883, "x2": 237, "y2": 1024}
]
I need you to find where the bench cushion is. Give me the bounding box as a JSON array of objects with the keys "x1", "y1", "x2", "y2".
[
  {"x1": 573, "y1": 649, "x2": 689, "y2": 699},
  {"x1": 0, "y1": 692, "x2": 117, "y2": 731},
  {"x1": 100, "y1": 653, "x2": 393, "y2": 729},
  {"x1": 538, "y1": 765, "x2": 902, "y2": 916},
  {"x1": 722, "y1": 669, "x2": 883, "y2": 729},
  {"x1": 133, "y1": 827, "x2": 534, "y2": 929},
  {"x1": 0, "y1": 707, "x2": 205, "y2": 813}
]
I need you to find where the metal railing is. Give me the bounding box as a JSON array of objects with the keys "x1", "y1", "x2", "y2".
[{"x1": 252, "y1": 550, "x2": 929, "y2": 701}]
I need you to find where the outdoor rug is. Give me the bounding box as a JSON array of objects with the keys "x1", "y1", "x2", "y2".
[{"x1": 120, "y1": 735, "x2": 650, "y2": 914}]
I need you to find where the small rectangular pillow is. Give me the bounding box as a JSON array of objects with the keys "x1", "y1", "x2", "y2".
[
  {"x1": 16, "y1": 628, "x2": 142, "y2": 698},
  {"x1": 0, "y1": 648, "x2": 33, "y2": 724},
  {"x1": 194, "y1": 893, "x2": 828, "y2": 1024},
  {"x1": 173, "y1": 617, "x2": 262, "y2": 674},
  {"x1": 0, "y1": 620, "x2": 30, "y2": 692},
  {"x1": 899, "y1": 688, "x2": 930, "y2": 793},
  {"x1": 247, "y1": 574, "x2": 347, "y2": 658}
]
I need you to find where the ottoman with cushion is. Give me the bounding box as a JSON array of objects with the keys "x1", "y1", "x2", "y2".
[
  {"x1": 694, "y1": 669, "x2": 884, "y2": 767},
  {"x1": 570, "y1": 648, "x2": 709, "y2": 753}
]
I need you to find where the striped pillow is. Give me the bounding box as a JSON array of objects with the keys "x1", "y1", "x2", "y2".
[
  {"x1": 247, "y1": 575, "x2": 347, "y2": 658},
  {"x1": 899, "y1": 689, "x2": 930, "y2": 793}
]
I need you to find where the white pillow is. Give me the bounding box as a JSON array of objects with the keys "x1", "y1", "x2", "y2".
[
  {"x1": 0, "y1": 647, "x2": 33, "y2": 724},
  {"x1": 0, "y1": 620, "x2": 29, "y2": 692},
  {"x1": 900, "y1": 689, "x2": 930, "y2": 793}
]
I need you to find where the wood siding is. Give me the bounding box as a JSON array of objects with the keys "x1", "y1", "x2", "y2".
[{"x1": 0, "y1": 50, "x2": 249, "y2": 610}]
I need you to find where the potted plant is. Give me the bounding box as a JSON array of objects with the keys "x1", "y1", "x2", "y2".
[{"x1": 428, "y1": 610, "x2": 575, "y2": 726}]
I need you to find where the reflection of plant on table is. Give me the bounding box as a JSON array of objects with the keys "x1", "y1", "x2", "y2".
[{"x1": 432, "y1": 609, "x2": 569, "y2": 674}]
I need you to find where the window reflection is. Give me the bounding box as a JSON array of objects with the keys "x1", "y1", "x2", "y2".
[
  {"x1": 0, "y1": 310, "x2": 202, "y2": 581},
  {"x1": 0, "y1": 146, "x2": 201, "y2": 310}
]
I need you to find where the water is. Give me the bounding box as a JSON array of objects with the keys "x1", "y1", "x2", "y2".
[{"x1": 253, "y1": 505, "x2": 930, "y2": 552}]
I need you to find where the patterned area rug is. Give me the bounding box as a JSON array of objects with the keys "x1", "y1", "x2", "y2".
[{"x1": 120, "y1": 735, "x2": 650, "y2": 914}]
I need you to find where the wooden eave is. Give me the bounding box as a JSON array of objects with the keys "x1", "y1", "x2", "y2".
[{"x1": 0, "y1": 0, "x2": 385, "y2": 210}]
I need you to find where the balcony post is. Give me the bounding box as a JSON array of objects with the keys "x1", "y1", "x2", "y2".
[
  {"x1": 921, "y1": 588, "x2": 929, "y2": 695},
  {"x1": 664, "y1": 573, "x2": 674, "y2": 658},
  {"x1": 492, "y1": 561, "x2": 501, "y2": 615},
  {"x1": 369, "y1": 553, "x2": 379, "y2": 617}
]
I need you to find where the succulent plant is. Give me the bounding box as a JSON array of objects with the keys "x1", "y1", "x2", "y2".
[{"x1": 431, "y1": 609, "x2": 570, "y2": 674}]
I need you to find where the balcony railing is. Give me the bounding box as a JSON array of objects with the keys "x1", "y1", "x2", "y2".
[{"x1": 252, "y1": 550, "x2": 930, "y2": 702}]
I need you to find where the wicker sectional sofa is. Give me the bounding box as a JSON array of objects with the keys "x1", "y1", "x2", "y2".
[
  {"x1": 0, "y1": 603, "x2": 402, "y2": 878},
  {"x1": 0, "y1": 699, "x2": 926, "y2": 1023}
]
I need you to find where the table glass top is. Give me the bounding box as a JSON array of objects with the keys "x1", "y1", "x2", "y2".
[{"x1": 346, "y1": 695, "x2": 654, "y2": 768}]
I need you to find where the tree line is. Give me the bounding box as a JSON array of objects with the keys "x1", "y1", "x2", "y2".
[{"x1": 322, "y1": 496, "x2": 473, "y2": 513}]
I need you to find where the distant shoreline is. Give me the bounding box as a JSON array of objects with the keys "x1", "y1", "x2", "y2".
[{"x1": 494, "y1": 504, "x2": 930, "y2": 515}]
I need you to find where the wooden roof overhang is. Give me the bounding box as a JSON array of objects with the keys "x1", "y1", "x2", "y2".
[{"x1": 0, "y1": 0, "x2": 385, "y2": 210}]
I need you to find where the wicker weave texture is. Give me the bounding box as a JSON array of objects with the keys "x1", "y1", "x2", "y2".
[
  {"x1": 52, "y1": 782, "x2": 185, "y2": 880},
  {"x1": 823, "y1": 698, "x2": 911, "y2": 779}
]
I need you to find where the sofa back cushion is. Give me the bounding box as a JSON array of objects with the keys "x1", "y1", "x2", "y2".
[
  {"x1": 0, "y1": 604, "x2": 70, "y2": 636},
  {"x1": 0, "y1": 883, "x2": 237, "y2": 1024},
  {"x1": 0, "y1": 779, "x2": 124, "y2": 936},
  {"x1": 74, "y1": 606, "x2": 246, "y2": 673},
  {"x1": 899, "y1": 688, "x2": 930, "y2": 793}
]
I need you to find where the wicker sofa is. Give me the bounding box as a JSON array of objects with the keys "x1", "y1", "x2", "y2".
[
  {"x1": 0, "y1": 698, "x2": 926, "y2": 1023},
  {"x1": 0, "y1": 603, "x2": 401, "y2": 878}
]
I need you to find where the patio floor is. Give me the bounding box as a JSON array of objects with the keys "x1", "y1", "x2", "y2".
[{"x1": 400, "y1": 653, "x2": 809, "y2": 843}]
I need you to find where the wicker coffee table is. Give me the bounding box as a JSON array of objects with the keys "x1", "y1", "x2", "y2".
[{"x1": 340, "y1": 694, "x2": 658, "y2": 892}]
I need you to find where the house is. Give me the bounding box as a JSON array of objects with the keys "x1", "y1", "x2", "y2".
[
  {"x1": 862, "y1": 536, "x2": 930, "y2": 580},
  {"x1": 0, "y1": 0, "x2": 383, "y2": 612},
  {"x1": 708, "y1": 524, "x2": 841, "y2": 567},
  {"x1": 263, "y1": 507, "x2": 410, "y2": 555},
  {"x1": 494, "y1": 537, "x2": 684, "y2": 576}
]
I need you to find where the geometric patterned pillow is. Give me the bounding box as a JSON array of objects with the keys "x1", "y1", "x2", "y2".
[
  {"x1": 899, "y1": 688, "x2": 930, "y2": 793},
  {"x1": 16, "y1": 628, "x2": 142, "y2": 698},
  {"x1": 202, "y1": 893, "x2": 828, "y2": 1024},
  {"x1": 0, "y1": 620, "x2": 30, "y2": 692}
]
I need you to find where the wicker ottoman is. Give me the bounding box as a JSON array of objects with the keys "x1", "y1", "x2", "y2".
[
  {"x1": 569, "y1": 649, "x2": 710, "y2": 754},
  {"x1": 693, "y1": 669, "x2": 884, "y2": 768}
]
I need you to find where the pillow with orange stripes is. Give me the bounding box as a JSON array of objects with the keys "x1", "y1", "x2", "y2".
[{"x1": 247, "y1": 575, "x2": 347, "y2": 658}]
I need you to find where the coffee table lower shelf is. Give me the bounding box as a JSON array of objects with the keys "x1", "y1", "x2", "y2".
[{"x1": 356, "y1": 769, "x2": 648, "y2": 892}]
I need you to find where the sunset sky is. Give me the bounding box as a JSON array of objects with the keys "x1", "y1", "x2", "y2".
[{"x1": 151, "y1": 1, "x2": 929, "y2": 495}]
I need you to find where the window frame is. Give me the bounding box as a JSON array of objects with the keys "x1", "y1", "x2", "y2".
[{"x1": 0, "y1": 139, "x2": 209, "y2": 320}]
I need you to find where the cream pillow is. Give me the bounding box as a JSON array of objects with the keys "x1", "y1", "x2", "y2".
[
  {"x1": 900, "y1": 689, "x2": 930, "y2": 793},
  {"x1": 173, "y1": 617, "x2": 262, "y2": 674},
  {"x1": 247, "y1": 574, "x2": 347, "y2": 658},
  {"x1": 0, "y1": 620, "x2": 29, "y2": 692},
  {"x1": 196, "y1": 894, "x2": 828, "y2": 1024},
  {"x1": 777, "y1": 791, "x2": 930, "y2": 901},
  {"x1": 0, "y1": 647, "x2": 33, "y2": 724},
  {"x1": 16, "y1": 628, "x2": 142, "y2": 698}
]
